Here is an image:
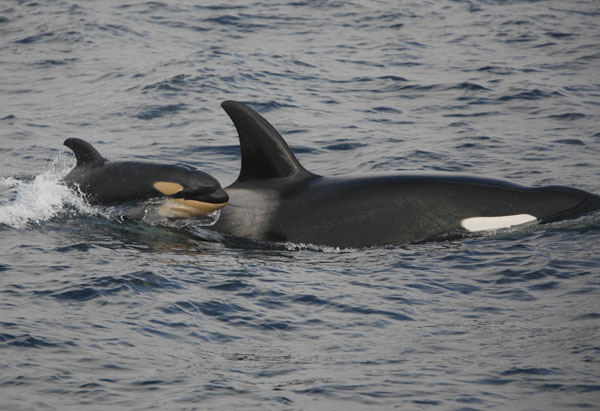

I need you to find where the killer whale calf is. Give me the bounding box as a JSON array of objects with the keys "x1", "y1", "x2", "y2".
[
  {"x1": 209, "y1": 101, "x2": 600, "y2": 248},
  {"x1": 63, "y1": 138, "x2": 228, "y2": 218}
]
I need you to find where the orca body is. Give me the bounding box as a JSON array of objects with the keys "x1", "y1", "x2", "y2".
[
  {"x1": 211, "y1": 101, "x2": 600, "y2": 248},
  {"x1": 63, "y1": 138, "x2": 228, "y2": 217}
]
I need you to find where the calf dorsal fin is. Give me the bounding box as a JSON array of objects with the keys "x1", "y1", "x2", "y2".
[
  {"x1": 64, "y1": 138, "x2": 105, "y2": 167},
  {"x1": 221, "y1": 101, "x2": 314, "y2": 183}
]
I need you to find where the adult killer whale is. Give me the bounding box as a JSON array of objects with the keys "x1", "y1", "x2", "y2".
[
  {"x1": 210, "y1": 100, "x2": 600, "y2": 248},
  {"x1": 63, "y1": 138, "x2": 228, "y2": 217}
]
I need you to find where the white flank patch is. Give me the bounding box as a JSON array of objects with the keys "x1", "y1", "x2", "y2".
[{"x1": 460, "y1": 214, "x2": 537, "y2": 232}]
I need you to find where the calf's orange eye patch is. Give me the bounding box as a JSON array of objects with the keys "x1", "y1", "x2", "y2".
[{"x1": 153, "y1": 182, "x2": 184, "y2": 195}]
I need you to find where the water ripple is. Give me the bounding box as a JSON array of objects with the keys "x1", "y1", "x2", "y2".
[{"x1": 134, "y1": 103, "x2": 188, "y2": 120}]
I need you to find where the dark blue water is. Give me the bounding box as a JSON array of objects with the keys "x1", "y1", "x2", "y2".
[{"x1": 1, "y1": 1, "x2": 600, "y2": 409}]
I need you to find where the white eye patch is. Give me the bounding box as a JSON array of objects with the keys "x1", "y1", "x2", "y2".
[{"x1": 460, "y1": 214, "x2": 537, "y2": 232}]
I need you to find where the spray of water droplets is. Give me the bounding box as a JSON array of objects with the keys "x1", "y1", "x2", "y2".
[{"x1": 0, "y1": 161, "x2": 96, "y2": 229}]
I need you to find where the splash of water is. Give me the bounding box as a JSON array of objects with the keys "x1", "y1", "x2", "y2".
[{"x1": 0, "y1": 170, "x2": 95, "y2": 229}]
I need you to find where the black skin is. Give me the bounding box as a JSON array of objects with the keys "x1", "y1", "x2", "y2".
[
  {"x1": 63, "y1": 138, "x2": 228, "y2": 205},
  {"x1": 210, "y1": 101, "x2": 600, "y2": 248}
]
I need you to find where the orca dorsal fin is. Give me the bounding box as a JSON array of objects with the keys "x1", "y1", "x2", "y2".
[
  {"x1": 63, "y1": 138, "x2": 106, "y2": 167},
  {"x1": 221, "y1": 101, "x2": 314, "y2": 183}
]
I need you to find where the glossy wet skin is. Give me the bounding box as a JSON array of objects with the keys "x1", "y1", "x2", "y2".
[
  {"x1": 63, "y1": 138, "x2": 228, "y2": 217},
  {"x1": 209, "y1": 101, "x2": 600, "y2": 248},
  {"x1": 215, "y1": 173, "x2": 600, "y2": 247}
]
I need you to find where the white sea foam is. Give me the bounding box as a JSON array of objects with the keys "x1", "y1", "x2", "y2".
[{"x1": 0, "y1": 169, "x2": 95, "y2": 229}]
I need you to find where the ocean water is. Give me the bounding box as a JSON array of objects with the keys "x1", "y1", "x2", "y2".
[{"x1": 1, "y1": 0, "x2": 600, "y2": 409}]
